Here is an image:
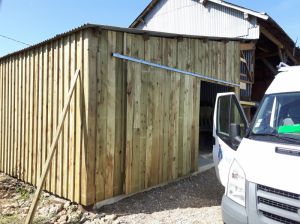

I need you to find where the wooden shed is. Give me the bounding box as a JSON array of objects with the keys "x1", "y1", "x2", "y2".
[{"x1": 0, "y1": 24, "x2": 240, "y2": 206}]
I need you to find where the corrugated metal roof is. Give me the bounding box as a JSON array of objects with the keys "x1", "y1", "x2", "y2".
[{"x1": 0, "y1": 23, "x2": 243, "y2": 60}]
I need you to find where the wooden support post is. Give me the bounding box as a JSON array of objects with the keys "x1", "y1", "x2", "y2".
[{"x1": 25, "y1": 69, "x2": 80, "y2": 224}]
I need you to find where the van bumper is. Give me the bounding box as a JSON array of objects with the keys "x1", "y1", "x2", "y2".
[{"x1": 222, "y1": 195, "x2": 248, "y2": 224}]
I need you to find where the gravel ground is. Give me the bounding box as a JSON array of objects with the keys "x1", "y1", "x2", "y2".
[
  {"x1": 0, "y1": 168, "x2": 224, "y2": 224},
  {"x1": 100, "y1": 168, "x2": 225, "y2": 224}
]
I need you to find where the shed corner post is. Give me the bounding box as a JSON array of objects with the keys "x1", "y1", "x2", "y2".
[{"x1": 81, "y1": 28, "x2": 98, "y2": 206}]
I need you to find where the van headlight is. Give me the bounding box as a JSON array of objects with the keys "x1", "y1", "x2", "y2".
[{"x1": 227, "y1": 160, "x2": 246, "y2": 207}]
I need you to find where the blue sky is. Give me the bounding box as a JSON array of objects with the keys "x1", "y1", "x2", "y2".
[{"x1": 0, "y1": 0, "x2": 299, "y2": 56}]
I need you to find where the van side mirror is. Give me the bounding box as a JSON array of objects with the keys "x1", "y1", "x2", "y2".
[{"x1": 230, "y1": 123, "x2": 242, "y2": 149}]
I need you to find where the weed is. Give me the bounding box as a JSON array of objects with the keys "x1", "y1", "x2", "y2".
[{"x1": 15, "y1": 186, "x2": 30, "y2": 200}]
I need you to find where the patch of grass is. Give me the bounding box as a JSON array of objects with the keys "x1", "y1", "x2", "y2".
[{"x1": 15, "y1": 186, "x2": 30, "y2": 200}]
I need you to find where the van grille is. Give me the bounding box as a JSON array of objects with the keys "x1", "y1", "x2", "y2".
[
  {"x1": 257, "y1": 184, "x2": 300, "y2": 224},
  {"x1": 258, "y1": 184, "x2": 300, "y2": 200},
  {"x1": 261, "y1": 211, "x2": 300, "y2": 224}
]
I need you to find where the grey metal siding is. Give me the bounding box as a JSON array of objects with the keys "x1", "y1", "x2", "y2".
[{"x1": 137, "y1": 0, "x2": 260, "y2": 40}]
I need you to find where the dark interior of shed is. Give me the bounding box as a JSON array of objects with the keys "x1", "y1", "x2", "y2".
[{"x1": 198, "y1": 81, "x2": 232, "y2": 166}]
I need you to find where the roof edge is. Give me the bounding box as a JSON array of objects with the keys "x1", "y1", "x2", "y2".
[
  {"x1": 130, "y1": 0, "x2": 269, "y2": 28},
  {"x1": 0, "y1": 23, "x2": 252, "y2": 60},
  {"x1": 217, "y1": 0, "x2": 269, "y2": 20}
]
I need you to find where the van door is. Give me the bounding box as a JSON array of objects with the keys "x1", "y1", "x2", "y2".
[{"x1": 213, "y1": 93, "x2": 248, "y2": 187}]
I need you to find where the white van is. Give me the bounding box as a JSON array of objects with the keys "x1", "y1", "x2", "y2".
[{"x1": 213, "y1": 64, "x2": 300, "y2": 224}]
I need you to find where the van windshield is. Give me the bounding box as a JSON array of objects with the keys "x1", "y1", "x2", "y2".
[{"x1": 251, "y1": 92, "x2": 300, "y2": 142}]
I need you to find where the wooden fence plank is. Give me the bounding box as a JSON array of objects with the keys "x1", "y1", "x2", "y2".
[
  {"x1": 0, "y1": 63, "x2": 2, "y2": 171},
  {"x1": 57, "y1": 39, "x2": 64, "y2": 197},
  {"x1": 8, "y1": 59, "x2": 12, "y2": 175},
  {"x1": 37, "y1": 48, "x2": 43, "y2": 180},
  {"x1": 63, "y1": 36, "x2": 70, "y2": 198},
  {"x1": 51, "y1": 41, "x2": 58, "y2": 193},
  {"x1": 74, "y1": 31, "x2": 82, "y2": 203},
  {"x1": 68, "y1": 34, "x2": 76, "y2": 201},
  {"x1": 125, "y1": 33, "x2": 134, "y2": 194},
  {"x1": 131, "y1": 34, "x2": 144, "y2": 193},
  {"x1": 113, "y1": 31, "x2": 125, "y2": 196},
  {"x1": 95, "y1": 30, "x2": 107, "y2": 202},
  {"x1": 32, "y1": 50, "x2": 38, "y2": 186},
  {"x1": 144, "y1": 38, "x2": 153, "y2": 189}
]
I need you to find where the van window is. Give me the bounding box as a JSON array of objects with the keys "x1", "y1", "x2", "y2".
[
  {"x1": 251, "y1": 92, "x2": 300, "y2": 141},
  {"x1": 217, "y1": 95, "x2": 247, "y2": 147}
]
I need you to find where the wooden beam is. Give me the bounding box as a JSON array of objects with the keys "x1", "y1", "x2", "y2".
[
  {"x1": 25, "y1": 69, "x2": 80, "y2": 224},
  {"x1": 260, "y1": 26, "x2": 298, "y2": 64},
  {"x1": 256, "y1": 52, "x2": 279, "y2": 60},
  {"x1": 260, "y1": 26, "x2": 283, "y2": 49},
  {"x1": 240, "y1": 101, "x2": 257, "y2": 107},
  {"x1": 240, "y1": 42, "x2": 256, "y2": 51}
]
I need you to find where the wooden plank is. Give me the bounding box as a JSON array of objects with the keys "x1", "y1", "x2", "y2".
[
  {"x1": 63, "y1": 36, "x2": 70, "y2": 198},
  {"x1": 32, "y1": 50, "x2": 38, "y2": 186},
  {"x1": 0, "y1": 62, "x2": 5, "y2": 172},
  {"x1": 177, "y1": 38, "x2": 187, "y2": 177},
  {"x1": 16, "y1": 56, "x2": 20, "y2": 178},
  {"x1": 240, "y1": 42, "x2": 256, "y2": 51},
  {"x1": 47, "y1": 45, "x2": 53, "y2": 191},
  {"x1": 162, "y1": 38, "x2": 172, "y2": 182},
  {"x1": 37, "y1": 48, "x2": 43, "y2": 180},
  {"x1": 57, "y1": 38, "x2": 64, "y2": 197},
  {"x1": 80, "y1": 29, "x2": 90, "y2": 205},
  {"x1": 51, "y1": 41, "x2": 58, "y2": 193},
  {"x1": 28, "y1": 52, "x2": 35, "y2": 183},
  {"x1": 11, "y1": 57, "x2": 16, "y2": 176},
  {"x1": 131, "y1": 34, "x2": 144, "y2": 193},
  {"x1": 24, "y1": 54, "x2": 30, "y2": 182},
  {"x1": 157, "y1": 43, "x2": 164, "y2": 184},
  {"x1": 193, "y1": 79, "x2": 201, "y2": 171},
  {"x1": 74, "y1": 31, "x2": 82, "y2": 203},
  {"x1": 0, "y1": 63, "x2": 2, "y2": 171},
  {"x1": 169, "y1": 42, "x2": 180, "y2": 180},
  {"x1": 86, "y1": 29, "x2": 97, "y2": 204},
  {"x1": 0, "y1": 63, "x2": 3, "y2": 171},
  {"x1": 139, "y1": 45, "x2": 147, "y2": 190},
  {"x1": 113, "y1": 31, "x2": 125, "y2": 196},
  {"x1": 3, "y1": 61, "x2": 6, "y2": 173},
  {"x1": 144, "y1": 37, "x2": 153, "y2": 188},
  {"x1": 16, "y1": 56, "x2": 21, "y2": 178},
  {"x1": 21, "y1": 55, "x2": 26, "y2": 180},
  {"x1": 95, "y1": 29, "x2": 107, "y2": 202},
  {"x1": 105, "y1": 31, "x2": 117, "y2": 198},
  {"x1": 68, "y1": 34, "x2": 76, "y2": 201},
  {"x1": 42, "y1": 46, "x2": 48, "y2": 190},
  {"x1": 8, "y1": 58, "x2": 12, "y2": 175},
  {"x1": 25, "y1": 69, "x2": 80, "y2": 224},
  {"x1": 150, "y1": 37, "x2": 161, "y2": 186},
  {"x1": 4, "y1": 60, "x2": 8, "y2": 174}
]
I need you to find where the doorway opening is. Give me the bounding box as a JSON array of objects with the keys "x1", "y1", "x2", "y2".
[{"x1": 198, "y1": 81, "x2": 233, "y2": 169}]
